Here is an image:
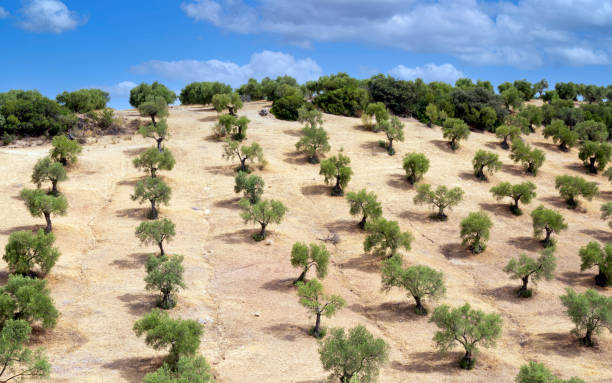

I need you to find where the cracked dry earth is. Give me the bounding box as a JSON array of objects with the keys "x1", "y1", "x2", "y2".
[{"x1": 0, "y1": 100, "x2": 611, "y2": 382}]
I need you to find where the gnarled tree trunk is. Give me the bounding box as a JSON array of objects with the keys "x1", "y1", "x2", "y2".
[{"x1": 44, "y1": 212, "x2": 52, "y2": 233}]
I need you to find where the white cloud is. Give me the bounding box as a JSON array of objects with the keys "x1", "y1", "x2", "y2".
[
  {"x1": 389, "y1": 63, "x2": 463, "y2": 84},
  {"x1": 101, "y1": 81, "x2": 138, "y2": 97},
  {"x1": 19, "y1": 0, "x2": 84, "y2": 33},
  {"x1": 131, "y1": 51, "x2": 323, "y2": 87},
  {"x1": 0, "y1": 7, "x2": 9, "y2": 18},
  {"x1": 181, "y1": 0, "x2": 612, "y2": 68}
]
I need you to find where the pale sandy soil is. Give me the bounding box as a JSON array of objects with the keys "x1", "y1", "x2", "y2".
[{"x1": 0, "y1": 101, "x2": 610, "y2": 383}]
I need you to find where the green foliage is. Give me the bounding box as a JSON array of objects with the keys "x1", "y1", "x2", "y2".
[
  {"x1": 533, "y1": 79, "x2": 549, "y2": 98},
  {"x1": 430, "y1": 303, "x2": 502, "y2": 369},
  {"x1": 239, "y1": 198, "x2": 286, "y2": 241},
  {"x1": 366, "y1": 74, "x2": 438, "y2": 120},
  {"x1": 88, "y1": 108, "x2": 118, "y2": 131},
  {"x1": 442, "y1": 118, "x2": 470, "y2": 150},
  {"x1": 460, "y1": 212, "x2": 493, "y2": 254},
  {"x1": 143, "y1": 356, "x2": 215, "y2": 383},
  {"x1": 402, "y1": 153, "x2": 429, "y2": 184},
  {"x1": 138, "y1": 96, "x2": 169, "y2": 124},
  {"x1": 601, "y1": 202, "x2": 612, "y2": 228},
  {"x1": 425, "y1": 103, "x2": 447, "y2": 126},
  {"x1": 495, "y1": 124, "x2": 521, "y2": 149},
  {"x1": 3, "y1": 229, "x2": 60, "y2": 276},
  {"x1": 450, "y1": 86, "x2": 508, "y2": 130},
  {"x1": 139, "y1": 119, "x2": 170, "y2": 152},
  {"x1": 223, "y1": 139, "x2": 265, "y2": 173},
  {"x1": 214, "y1": 114, "x2": 249, "y2": 140},
  {"x1": 297, "y1": 279, "x2": 344, "y2": 338},
  {"x1": 145, "y1": 254, "x2": 185, "y2": 309},
  {"x1": 502, "y1": 86, "x2": 523, "y2": 110},
  {"x1": 0, "y1": 320, "x2": 50, "y2": 382},
  {"x1": 520, "y1": 105, "x2": 544, "y2": 131},
  {"x1": 514, "y1": 80, "x2": 536, "y2": 101},
  {"x1": 578, "y1": 141, "x2": 611, "y2": 173},
  {"x1": 56, "y1": 88, "x2": 109, "y2": 113},
  {"x1": 237, "y1": 78, "x2": 265, "y2": 101},
  {"x1": 531, "y1": 205, "x2": 568, "y2": 247},
  {"x1": 234, "y1": 171, "x2": 264, "y2": 204},
  {"x1": 270, "y1": 94, "x2": 305, "y2": 121},
  {"x1": 381, "y1": 255, "x2": 445, "y2": 315},
  {"x1": 129, "y1": 82, "x2": 176, "y2": 108},
  {"x1": 212, "y1": 93, "x2": 243, "y2": 116},
  {"x1": 135, "y1": 218, "x2": 176, "y2": 256},
  {"x1": 560, "y1": 288, "x2": 612, "y2": 347},
  {"x1": 363, "y1": 218, "x2": 413, "y2": 259},
  {"x1": 261, "y1": 76, "x2": 300, "y2": 101},
  {"x1": 542, "y1": 120, "x2": 578, "y2": 151},
  {"x1": 0, "y1": 90, "x2": 74, "y2": 137},
  {"x1": 133, "y1": 309, "x2": 202, "y2": 366},
  {"x1": 0, "y1": 275, "x2": 59, "y2": 330},
  {"x1": 363, "y1": 102, "x2": 389, "y2": 131},
  {"x1": 575, "y1": 120, "x2": 608, "y2": 142},
  {"x1": 490, "y1": 181, "x2": 537, "y2": 215},
  {"x1": 554, "y1": 175, "x2": 599, "y2": 208},
  {"x1": 297, "y1": 106, "x2": 323, "y2": 129},
  {"x1": 31, "y1": 156, "x2": 67, "y2": 195},
  {"x1": 20, "y1": 188, "x2": 68, "y2": 233},
  {"x1": 291, "y1": 242, "x2": 330, "y2": 284},
  {"x1": 472, "y1": 150, "x2": 502, "y2": 180},
  {"x1": 503, "y1": 248, "x2": 556, "y2": 297},
  {"x1": 179, "y1": 81, "x2": 232, "y2": 105},
  {"x1": 555, "y1": 82, "x2": 579, "y2": 101},
  {"x1": 510, "y1": 138, "x2": 545, "y2": 175},
  {"x1": 319, "y1": 325, "x2": 389, "y2": 383},
  {"x1": 295, "y1": 124, "x2": 331, "y2": 164},
  {"x1": 516, "y1": 361, "x2": 584, "y2": 383},
  {"x1": 49, "y1": 135, "x2": 82, "y2": 166},
  {"x1": 320, "y1": 153, "x2": 353, "y2": 196},
  {"x1": 579, "y1": 242, "x2": 612, "y2": 287},
  {"x1": 413, "y1": 184, "x2": 464, "y2": 220},
  {"x1": 346, "y1": 189, "x2": 382, "y2": 229},
  {"x1": 378, "y1": 116, "x2": 404, "y2": 155},
  {"x1": 314, "y1": 86, "x2": 368, "y2": 117},
  {"x1": 131, "y1": 177, "x2": 172, "y2": 219},
  {"x1": 133, "y1": 148, "x2": 175, "y2": 178}
]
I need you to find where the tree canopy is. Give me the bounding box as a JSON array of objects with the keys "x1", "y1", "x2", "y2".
[
  {"x1": 131, "y1": 177, "x2": 172, "y2": 219},
  {"x1": 320, "y1": 153, "x2": 353, "y2": 196},
  {"x1": 413, "y1": 184, "x2": 464, "y2": 220},
  {"x1": 49, "y1": 135, "x2": 82, "y2": 166},
  {"x1": 135, "y1": 218, "x2": 176, "y2": 256},
  {"x1": 133, "y1": 148, "x2": 175, "y2": 178},
  {"x1": 554, "y1": 175, "x2": 598, "y2": 208},
  {"x1": 490, "y1": 181, "x2": 537, "y2": 215},
  {"x1": 3, "y1": 229, "x2": 60, "y2": 276},
  {"x1": 129, "y1": 82, "x2": 176, "y2": 108},
  {"x1": 290, "y1": 242, "x2": 330, "y2": 284},
  {"x1": 179, "y1": 82, "x2": 232, "y2": 105},
  {"x1": 579, "y1": 241, "x2": 612, "y2": 287},
  {"x1": 297, "y1": 279, "x2": 344, "y2": 338},
  {"x1": 363, "y1": 218, "x2": 413, "y2": 259},
  {"x1": 403, "y1": 153, "x2": 430, "y2": 184},
  {"x1": 239, "y1": 198, "x2": 286, "y2": 241},
  {"x1": 56, "y1": 88, "x2": 109, "y2": 113},
  {"x1": 20, "y1": 188, "x2": 68, "y2": 233},
  {"x1": 560, "y1": 288, "x2": 612, "y2": 347},
  {"x1": 145, "y1": 254, "x2": 185, "y2": 309},
  {"x1": 0, "y1": 275, "x2": 59, "y2": 330},
  {"x1": 460, "y1": 212, "x2": 493, "y2": 254},
  {"x1": 472, "y1": 150, "x2": 502, "y2": 180},
  {"x1": 0, "y1": 319, "x2": 50, "y2": 383},
  {"x1": 531, "y1": 205, "x2": 568, "y2": 247},
  {"x1": 503, "y1": 248, "x2": 556, "y2": 297},
  {"x1": 442, "y1": 118, "x2": 470, "y2": 150},
  {"x1": 346, "y1": 189, "x2": 382, "y2": 229},
  {"x1": 31, "y1": 156, "x2": 67, "y2": 195}
]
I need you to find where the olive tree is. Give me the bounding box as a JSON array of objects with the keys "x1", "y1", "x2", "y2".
[
  {"x1": 531, "y1": 205, "x2": 567, "y2": 247},
  {"x1": 575, "y1": 120, "x2": 608, "y2": 142},
  {"x1": 49, "y1": 135, "x2": 82, "y2": 166},
  {"x1": 554, "y1": 175, "x2": 599, "y2": 208},
  {"x1": 578, "y1": 141, "x2": 611, "y2": 174},
  {"x1": 503, "y1": 248, "x2": 556, "y2": 297},
  {"x1": 212, "y1": 92, "x2": 243, "y2": 116},
  {"x1": 413, "y1": 184, "x2": 464, "y2": 220},
  {"x1": 297, "y1": 279, "x2": 345, "y2": 338},
  {"x1": 378, "y1": 116, "x2": 404, "y2": 155},
  {"x1": 234, "y1": 172, "x2": 264, "y2": 204},
  {"x1": 20, "y1": 188, "x2": 68, "y2": 233},
  {"x1": 139, "y1": 119, "x2": 170, "y2": 152},
  {"x1": 460, "y1": 212, "x2": 493, "y2": 254},
  {"x1": 320, "y1": 153, "x2": 353, "y2": 196},
  {"x1": 430, "y1": 303, "x2": 502, "y2": 369},
  {"x1": 602, "y1": 202, "x2": 612, "y2": 228},
  {"x1": 298, "y1": 106, "x2": 323, "y2": 129},
  {"x1": 516, "y1": 361, "x2": 584, "y2": 383},
  {"x1": 133, "y1": 309, "x2": 202, "y2": 366},
  {"x1": 31, "y1": 157, "x2": 67, "y2": 195},
  {"x1": 142, "y1": 356, "x2": 215, "y2": 383},
  {"x1": 133, "y1": 148, "x2": 175, "y2": 178},
  {"x1": 579, "y1": 242, "x2": 612, "y2": 287},
  {"x1": 135, "y1": 218, "x2": 176, "y2": 256},
  {"x1": 495, "y1": 124, "x2": 521, "y2": 149},
  {"x1": 214, "y1": 114, "x2": 249, "y2": 140},
  {"x1": 239, "y1": 198, "x2": 286, "y2": 241},
  {"x1": 510, "y1": 138, "x2": 546, "y2": 175},
  {"x1": 346, "y1": 189, "x2": 382, "y2": 229},
  {"x1": 0, "y1": 275, "x2": 59, "y2": 330},
  {"x1": 381, "y1": 255, "x2": 445, "y2": 315},
  {"x1": 145, "y1": 254, "x2": 185, "y2": 309},
  {"x1": 362, "y1": 102, "x2": 389, "y2": 131},
  {"x1": 319, "y1": 326, "x2": 389, "y2": 383},
  {"x1": 560, "y1": 288, "x2": 612, "y2": 347},
  {"x1": 295, "y1": 125, "x2": 331, "y2": 164},
  {"x1": 291, "y1": 242, "x2": 329, "y2": 284},
  {"x1": 129, "y1": 82, "x2": 176, "y2": 108},
  {"x1": 543, "y1": 120, "x2": 578, "y2": 151},
  {"x1": 363, "y1": 218, "x2": 413, "y2": 259},
  {"x1": 138, "y1": 96, "x2": 168, "y2": 126},
  {"x1": 489, "y1": 181, "x2": 537, "y2": 215},
  {"x1": 425, "y1": 103, "x2": 446, "y2": 128},
  {"x1": 223, "y1": 140, "x2": 265, "y2": 173},
  {"x1": 402, "y1": 153, "x2": 429, "y2": 184},
  {"x1": 3, "y1": 229, "x2": 60, "y2": 276},
  {"x1": 472, "y1": 150, "x2": 502, "y2": 180},
  {"x1": 0, "y1": 320, "x2": 50, "y2": 382},
  {"x1": 131, "y1": 177, "x2": 172, "y2": 219},
  {"x1": 502, "y1": 86, "x2": 523, "y2": 110},
  {"x1": 442, "y1": 118, "x2": 470, "y2": 150}
]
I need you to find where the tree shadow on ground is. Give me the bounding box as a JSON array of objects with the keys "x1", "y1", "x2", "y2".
[
  {"x1": 110, "y1": 252, "x2": 149, "y2": 270},
  {"x1": 502, "y1": 163, "x2": 527, "y2": 177},
  {"x1": 199, "y1": 115, "x2": 218, "y2": 123},
  {"x1": 117, "y1": 178, "x2": 140, "y2": 187},
  {"x1": 481, "y1": 285, "x2": 525, "y2": 304},
  {"x1": 102, "y1": 356, "x2": 164, "y2": 383},
  {"x1": 556, "y1": 271, "x2": 599, "y2": 289},
  {"x1": 283, "y1": 151, "x2": 308, "y2": 165},
  {"x1": 386, "y1": 174, "x2": 412, "y2": 190},
  {"x1": 485, "y1": 141, "x2": 503, "y2": 150},
  {"x1": 360, "y1": 140, "x2": 385, "y2": 154},
  {"x1": 122, "y1": 147, "x2": 146, "y2": 157},
  {"x1": 117, "y1": 292, "x2": 156, "y2": 316},
  {"x1": 115, "y1": 208, "x2": 147, "y2": 220},
  {"x1": 212, "y1": 228, "x2": 259, "y2": 245},
  {"x1": 339, "y1": 254, "x2": 381, "y2": 273},
  {"x1": 532, "y1": 332, "x2": 590, "y2": 358},
  {"x1": 353, "y1": 123, "x2": 371, "y2": 132},
  {"x1": 439, "y1": 243, "x2": 470, "y2": 259},
  {"x1": 429, "y1": 139, "x2": 454, "y2": 153},
  {"x1": 283, "y1": 128, "x2": 302, "y2": 137},
  {"x1": 399, "y1": 210, "x2": 432, "y2": 224},
  {"x1": 203, "y1": 164, "x2": 234, "y2": 176},
  {"x1": 262, "y1": 323, "x2": 309, "y2": 342},
  {"x1": 564, "y1": 162, "x2": 588, "y2": 174},
  {"x1": 349, "y1": 301, "x2": 421, "y2": 323},
  {"x1": 213, "y1": 197, "x2": 242, "y2": 211},
  {"x1": 301, "y1": 184, "x2": 329, "y2": 196},
  {"x1": 506, "y1": 236, "x2": 542, "y2": 252},
  {"x1": 533, "y1": 141, "x2": 561, "y2": 151},
  {"x1": 326, "y1": 219, "x2": 360, "y2": 234},
  {"x1": 260, "y1": 277, "x2": 295, "y2": 292},
  {"x1": 0, "y1": 224, "x2": 40, "y2": 235},
  {"x1": 391, "y1": 351, "x2": 458, "y2": 375},
  {"x1": 580, "y1": 228, "x2": 611, "y2": 242},
  {"x1": 458, "y1": 171, "x2": 479, "y2": 182},
  {"x1": 479, "y1": 202, "x2": 515, "y2": 218}
]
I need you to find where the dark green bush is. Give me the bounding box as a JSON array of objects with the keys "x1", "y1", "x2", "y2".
[
  {"x1": 56, "y1": 89, "x2": 109, "y2": 113},
  {"x1": 314, "y1": 86, "x2": 368, "y2": 117},
  {"x1": 179, "y1": 82, "x2": 232, "y2": 105},
  {"x1": 270, "y1": 95, "x2": 305, "y2": 121}
]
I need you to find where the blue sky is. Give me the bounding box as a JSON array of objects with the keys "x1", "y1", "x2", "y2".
[{"x1": 1, "y1": 0, "x2": 611, "y2": 109}]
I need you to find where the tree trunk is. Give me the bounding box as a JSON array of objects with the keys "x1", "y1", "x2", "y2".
[
  {"x1": 427, "y1": 121, "x2": 432, "y2": 128},
  {"x1": 595, "y1": 269, "x2": 609, "y2": 287},
  {"x1": 559, "y1": 141, "x2": 568, "y2": 151},
  {"x1": 240, "y1": 158, "x2": 247, "y2": 172},
  {"x1": 387, "y1": 139, "x2": 393, "y2": 155},
  {"x1": 476, "y1": 166, "x2": 485, "y2": 180},
  {"x1": 161, "y1": 290, "x2": 172, "y2": 309},
  {"x1": 51, "y1": 180, "x2": 58, "y2": 195},
  {"x1": 461, "y1": 350, "x2": 473, "y2": 369},
  {"x1": 589, "y1": 156, "x2": 597, "y2": 173},
  {"x1": 332, "y1": 176, "x2": 343, "y2": 196},
  {"x1": 544, "y1": 227, "x2": 552, "y2": 246},
  {"x1": 501, "y1": 136, "x2": 509, "y2": 149},
  {"x1": 519, "y1": 276, "x2": 529, "y2": 294},
  {"x1": 438, "y1": 206, "x2": 446, "y2": 220},
  {"x1": 514, "y1": 198, "x2": 520, "y2": 210},
  {"x1": 150, "y1": 200, "x2": 158, "y2": 219},
  {"x1": 259, "y1": 223, "x2": 267, "y2": 238},
  {"x1": 151, "y1": 168, "x2": 157, "y2": 178},
  {"x1": 414, "y1": 295, "x2": 426, "y2": 315},
  {"x1": 156, "y1": 138, "x2": 163, "y2": 152},
  {"x1": 314, "y1": 312, "x2": 322, "y2": 338},
  {"x1": 294, "y1": 268, "x2": 308, "y2": 285},
  {"x1": 151, "y1": 115, "x2": 157, "y2": 126},
  {"x1": 583, "y1": 329, "x2": 593, "y2": 346},
  {"x1": 44, "y1": 212, "x2": 52, "y2": 234},
  {"x1": 229, "y1": 106, "x2": 236, "y2": 116},
  {"x1": 158, "y1": 241, "x2": 165, "y2": 257},
  {"x1": 359, "y1": 215, "x2": 367, "y2": 229}
]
